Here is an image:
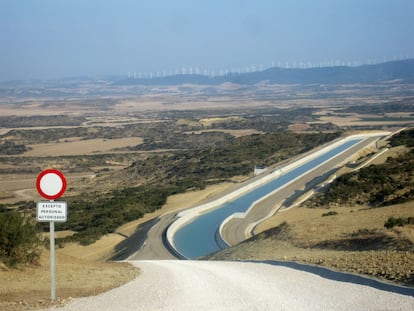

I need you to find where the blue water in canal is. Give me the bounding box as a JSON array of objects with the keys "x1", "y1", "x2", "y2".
[{"x1": 173, "y1": 139, "x2": 362, "y2": 259}]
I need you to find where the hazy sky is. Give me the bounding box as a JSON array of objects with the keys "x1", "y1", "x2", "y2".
[{"x1": 1, "y1": 0, "x2": 414, "y2": 81}]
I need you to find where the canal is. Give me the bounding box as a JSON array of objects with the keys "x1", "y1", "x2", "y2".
[{"x1": 173, "y1": 138, "x2": 363, "y2": 259}]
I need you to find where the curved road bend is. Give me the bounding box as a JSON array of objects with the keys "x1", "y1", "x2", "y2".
[
  {"x1": 128, "y1": 213, "x2": 178, "y2": 260},
  {"x1": 221, "y1": 136, "x2": 380, "y2": 246}
]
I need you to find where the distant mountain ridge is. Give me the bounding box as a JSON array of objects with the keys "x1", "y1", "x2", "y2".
[{"x1": 116, "y1": 59, "x2": 414, "y2": 86}]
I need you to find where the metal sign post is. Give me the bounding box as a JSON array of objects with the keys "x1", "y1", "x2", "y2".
[
  {"x1": 50, "y1": 219, "x2": 56, "y2": 301},
  {"x1": 36, "y1": 169, "x2": 67, "y2": 302}
]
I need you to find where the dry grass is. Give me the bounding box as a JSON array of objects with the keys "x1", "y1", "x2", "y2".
[
  {"x1": 186, "y1": 129, "x2": 263, "y2": 137},
  {"x1": 288, "y1": 123, "x2": 310, "y2": 132},
  {"x1": 0, "y1": 172, "x2": 97, "y2": 204},
  {"x1": 210, "y1": 201, "x2": 414, "y2": 286},
  {"x1": 0, "y1": 249, "x2": 139, "y2": 311},
  {"x1": 255, "y1": 202, "x2": 414, "y2": 246},
  {"x1": 198, "y1": 116, "x2": 244, "y2": 126},
  {"x1": 23, "y1": 137, "x2": 143, "y2": 157},
  {"x1": 318, "y1": 113, "x2": 414, "y2": 127}
]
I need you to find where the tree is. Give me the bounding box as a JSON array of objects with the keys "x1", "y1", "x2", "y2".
[{"x1": 0, "y1": 211, "x2": 40, "y2": 267}]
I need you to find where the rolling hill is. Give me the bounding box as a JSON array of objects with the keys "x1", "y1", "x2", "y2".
[{"x1": 116, "y1": 59, "x2": 414, "y2": 86}]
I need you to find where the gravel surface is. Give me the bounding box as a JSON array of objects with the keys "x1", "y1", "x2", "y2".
[{"x1": 48, "y1": 260, "x2": 414, "y2": 311}]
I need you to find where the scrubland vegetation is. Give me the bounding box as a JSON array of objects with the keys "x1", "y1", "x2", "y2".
[{"x1": 307, "y1": 128, "x2": 414, "y2": 207}]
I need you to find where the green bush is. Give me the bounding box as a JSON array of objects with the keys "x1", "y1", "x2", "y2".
[
  {"x1": 0, "y1": 211, "x2": 40, "y2": 267},
  {"x1": 384, "y1": 216, "x2": 409, "y2": 229}
]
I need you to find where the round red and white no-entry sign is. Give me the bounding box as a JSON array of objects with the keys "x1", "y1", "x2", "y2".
[{"x1": 36, "y1": 169, "x2": 67, "y2": 200}]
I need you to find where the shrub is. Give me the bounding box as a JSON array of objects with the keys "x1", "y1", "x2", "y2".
[
  {"x1": 384, "y1": 216, "x2": 409, "y2": 229},
  {"x1": 0, "y1": 211, "x2": 40, "y2": 267},
  {"x1": 321, "y1": 211, "x2": 338, "y2": 217},
  {"x1": 0, "y1": 141, "x2": 29, "y2": 155}
]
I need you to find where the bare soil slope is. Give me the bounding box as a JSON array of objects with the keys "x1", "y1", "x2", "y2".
[{"x1": 208, "y1": 202, "x2": 414, "y2": 286}]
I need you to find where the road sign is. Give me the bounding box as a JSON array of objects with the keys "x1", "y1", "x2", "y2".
[
  {"x1": 35, "y1": 169, "x2": 68, "y2": 301},
  {"x1": 36, "y1": 169, "x2": 67, "y2": 200},
  {"x1": 36, "y1": 201, "x2": 67, "y2": 222}
]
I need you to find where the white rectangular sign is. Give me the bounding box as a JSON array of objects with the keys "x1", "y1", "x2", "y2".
[{"x1": 37, "y1": 201, "x2": 67, "y2": 222}]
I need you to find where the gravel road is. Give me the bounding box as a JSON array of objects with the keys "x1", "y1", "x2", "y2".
[{"x1": 49, "y1": 260, "x2": 414, "y2": 311}]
